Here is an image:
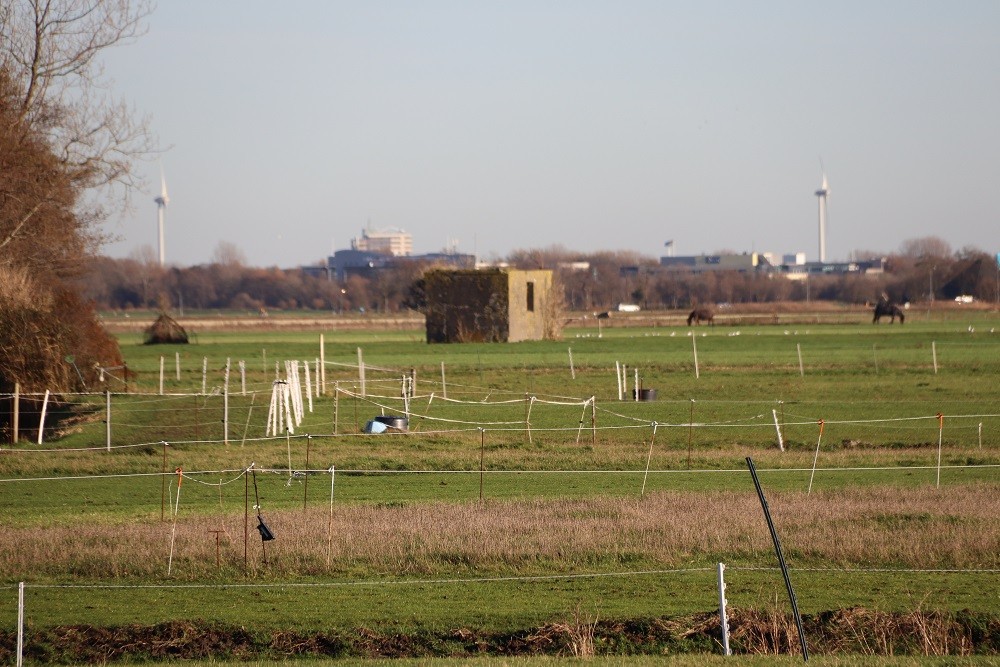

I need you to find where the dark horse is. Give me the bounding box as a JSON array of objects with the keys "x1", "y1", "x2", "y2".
[
  {"x1": 687, "y1": 308, "x2": 714, "y2": 326},
  {"x1": 872, "y1": 299, "x2": 905, "y2": 324}
]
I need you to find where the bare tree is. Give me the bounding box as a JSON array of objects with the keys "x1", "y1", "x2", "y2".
[
  {"x1": 1, "y1": 0, "x2": 156, "y2": 196},
  {"x1": 0, "y1": 1, "x2": 152, "y2": 399},
  {"x1": 212, "y1": 241, "x2": 248, "y2": 267},
  {"x1": 899, "y1": 236, "x2": 952, "y2": 259}
]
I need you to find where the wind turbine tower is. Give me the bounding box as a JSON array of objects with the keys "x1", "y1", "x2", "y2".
[
  {"x1": 814, "y1": 169, "x2": 829, "y2": 263},
  {"x1": 154, "y1": 169, "x2": 170, "y2": 267}
]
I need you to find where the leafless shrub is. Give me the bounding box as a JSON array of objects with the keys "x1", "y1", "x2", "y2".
[
  {"x1": 904, "y1": 597, "x2": 973, "y2": 657},
  {"x1": 526, "y1": 605, "x2": 598, "y2": 658},
  {"x1": 730, "y1": 601, "x2": 977, "y2": 657},
  {"x1": 729, "y1": 597, "x2": 801, "y2": 655},
  {"x1": 561, "y1": 603, "x2": 598, "y2": 657}
]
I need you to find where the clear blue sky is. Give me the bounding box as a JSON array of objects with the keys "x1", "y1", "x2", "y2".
[{"x1": 99, "y1": 1, "x2": 1000, "y2": 268}]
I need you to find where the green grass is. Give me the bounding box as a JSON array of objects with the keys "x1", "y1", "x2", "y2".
[
  {"x1": 2, "y1": 315, "x2": 1000, "y2": 661},
  {"x1": 7, "y1": 568, "x2": 996, "y2": 631},
  {"x1": 5, "y1": 457, "x2": 1000, "y2": 527}
]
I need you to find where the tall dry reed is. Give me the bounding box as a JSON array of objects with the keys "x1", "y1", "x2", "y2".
[{"x1": 2, "y1": 484, "x2": 997, "y2": 580}]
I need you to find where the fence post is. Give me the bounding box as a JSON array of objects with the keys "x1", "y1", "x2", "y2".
[
  {"x1": 717, "y1": 563, "x2": 731, "y2": 656},
  {"x1": 591, "y1": 397, "x2": 597, "y2": 445},
  {"x1": 333, "y1": 383, "x2": 339, "y2": 434},
  {"x1": 357, "y1": 347, "x2": 366, "y2": 398},
  {"x1": 936, "y1": 413, "x2": 944, "y2": 488},
  {"x1": 37, "y1": 389, "x2": 50, "y2": 445},
  {"x1": 16, "y1": 581, "x2": 24, "y2": 667},
  {"x1": 641, "y1": 421, "x2": 658, "y2": 496},
  {"x1": 304, "y1": 434, "x2": 311, "y2": 510},
  {"x1": 13, "y1": 381, "x2": 19, "y2": 444},
  {"x1": 402, "y1": 375, "x2": 410, "y2": 419},
  {"x1": 524, "y1": 394, "x2": 533, "y2": 444},
  {"x1": 687, "y1": 399, "x2": 695, "y2": 469},
  {"x1": 224, "y1": 359, "x2": 231, "y2": 446},
  {"x1": 304, "y1": 361, "x2": 313, "y2": 413},
  {"x1": 319, "y1": 334, "x2": 326, "y2": 395},
  {"x1": 772, "y1": 408, "x2": 785, "y2": 451},
  {"x1": 479, "y1": 428, "x2": 486, "y2": 502},
  {"x1": 105, "y1": 390, "x2": 112, "y2": 451},
  {"x1": 808, "y1": 420, "x2": 825, "y2": 494}
]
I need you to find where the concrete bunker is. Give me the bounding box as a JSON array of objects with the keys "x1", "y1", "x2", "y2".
[{"x1": 423, "y1": 268, "x2": 555, "y2": 343}]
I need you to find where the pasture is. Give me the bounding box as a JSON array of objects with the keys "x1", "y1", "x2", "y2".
[{"x1": 1, "y1": 309, "x2": 999, "y2": 662}]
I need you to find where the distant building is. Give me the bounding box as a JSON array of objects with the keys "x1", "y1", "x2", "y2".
[
  {"x1": 781, "y1": 257, "x2": 886, "y2": 280},
  {"x1": 321, "y1": 248, "x2": 474, "y2": 282},
  {"x1": 660, "y1": 253, "x2": 771, "y2": 273},
  {"x1": 351, "y1": 227, "x2": 412, "y2": 256},
  {"x1": 558, "y1": 261, "x2": 591, "y2": 271},
  {"x1": 652, "y1": 250, "x2": 885, "y2": 279},
  {"x1": 327, "y1": 249, "x2": 395, "y2": 281},
  {"x1": 303, "y1": 226, "x2": 473, "y2": 281}
]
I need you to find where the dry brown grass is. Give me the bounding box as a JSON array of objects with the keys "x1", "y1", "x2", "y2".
[
  {"x1": 2, "y1": 484, "x2": 997, "y2": 580},
  {"x1": 528, "y1": 603, "x2": 599, "y2": 658},
  {"x1": 729, "y1": 601, "x2": 978, "y2": 657}
]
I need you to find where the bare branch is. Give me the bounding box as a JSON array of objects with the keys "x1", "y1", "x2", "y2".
[{"x1": 1, "y1": 0, "x2": 156, "y2": 197}]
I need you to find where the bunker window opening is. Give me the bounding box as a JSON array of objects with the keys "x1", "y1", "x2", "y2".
[{"x1": 526, "y1": 282, "x2": 535, "y2": 312}]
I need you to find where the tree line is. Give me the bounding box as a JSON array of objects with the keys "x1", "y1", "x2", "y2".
[{"x1": 83, "y1": 238, "x2": 998, "y2": 315}]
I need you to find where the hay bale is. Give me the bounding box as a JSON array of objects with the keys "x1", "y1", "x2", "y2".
[{"x1": 144, "y1": 313, "x2": 189, "y2": 345}]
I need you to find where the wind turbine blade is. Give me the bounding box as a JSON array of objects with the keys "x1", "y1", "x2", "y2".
[{"x1": 158, "y1": 165, "x2": 170, "y2": 205}]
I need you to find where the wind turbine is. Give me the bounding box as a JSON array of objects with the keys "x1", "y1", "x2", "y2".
[
  {"x1": 154, "y1": 167, "x2": 170, "y2": 267},
  {"x1": 814, "y1": 163, "x2": 829, "y2": 263}
]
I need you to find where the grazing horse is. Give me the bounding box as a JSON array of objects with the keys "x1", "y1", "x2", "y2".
[
  {"x1": 872, "y1": 300, "x2": 905, "y2": 324},
  {"x1": 687, "y1": 308, "x2": 714, "y2": 326}
]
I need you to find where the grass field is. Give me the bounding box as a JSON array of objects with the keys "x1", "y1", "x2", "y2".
[{"x1": 2, "y1": 309, "x2": 999, "y2": 662}]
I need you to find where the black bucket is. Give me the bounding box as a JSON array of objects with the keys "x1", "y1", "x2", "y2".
[
  {"x1": 374, "y1": 415, "x2": 409, "y2": 431},
  {"x1": 633, "y1": 388, "x2": 657, "y2": 401}
]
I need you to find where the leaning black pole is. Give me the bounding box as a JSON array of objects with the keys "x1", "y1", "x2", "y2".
[{"x1": 746, "y1": 456, "x2": 809, "y2": 662}]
